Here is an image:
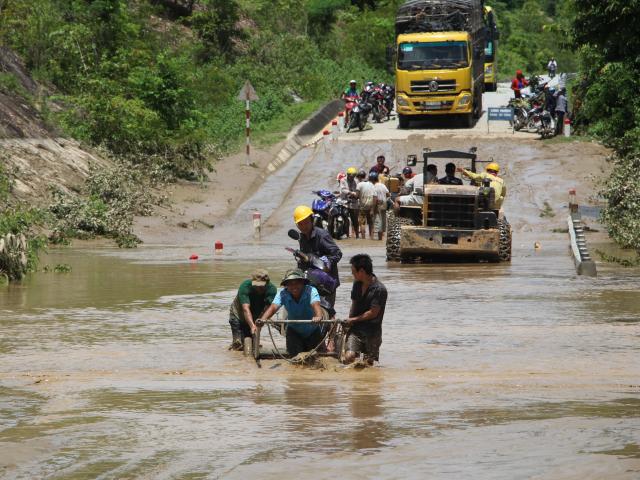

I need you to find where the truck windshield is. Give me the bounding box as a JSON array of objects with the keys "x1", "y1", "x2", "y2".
[
  {"x1": 485, "y1": 41, "x2": 494, "y2": 62},
  {"x1": 398, "y1": 41, "x2": 469, "y2": 70}
]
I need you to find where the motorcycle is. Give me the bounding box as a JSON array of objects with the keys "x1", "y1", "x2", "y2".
[
  {"x1": 370, "y1": 88, "x2": 389, "y2": 123},
  {"x1": 526, "y1": 102, "x2": 544, "y2": 132},
  {"x1": 328, "y1": 197, "x2": 350, "y2": 240},
  {"x1": 311, "y1": 189, "x2": 335, "y2": 229},
  {"x1": 347, "y1": 98, "x2": 372, "y2": 132},
  {"x1": 343, "y1": 95, "x2": 359, "y2": 128},
  {"x1": 538, "y1": 109, "x2": 556, "y2": 139}
]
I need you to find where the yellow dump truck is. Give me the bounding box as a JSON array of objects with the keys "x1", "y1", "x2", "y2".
[{"x1": 394, "y1": 0, "x2": 486, "y2": 128}]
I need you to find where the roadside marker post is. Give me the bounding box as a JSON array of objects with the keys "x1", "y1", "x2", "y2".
[
  {"x1": 237, "y1": 80, "x2": 259, "y2": 166},
  {"x1": 487, "y1": 107, "x2": 514, "y2": 134},
  {"x1": 253, "y1": 212, "x2": 261, "y2": 240}
]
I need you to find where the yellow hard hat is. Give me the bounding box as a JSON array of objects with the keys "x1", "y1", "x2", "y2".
[
  {"x1": 346, "y1": 167, "x2": 357, "y2": 175},
  {"x1": 293, "y1": 205, "x2": 313, "y2": 224},
  {"x1": 486, "y1": 162, "x2": 500, "y2": 173}
]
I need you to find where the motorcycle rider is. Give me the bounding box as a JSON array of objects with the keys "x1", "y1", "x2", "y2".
[
  {"x1": 547, "y1": 58, "x2": 558, "y2": 77},
  {"x1": 457, "y1": 162, "x2": 507, "y2": 209},
  {"x1": 341, "y1": 80, "x2": 360, "y2": 126},
  {"x1": 511, "y1": 69, "x2": 528, "y2": 99},
  {"x1": 293, "y1": 205, "x2": 343, "y2": 307},
  {"x1": 370, "y1": 154, "x2": 390, "y2": 175},
  {"x1": 341, "y1": 80, "x2": 359, "y2": 100},
  {"x1": 340, "y1": 167, "x2": 360, "y2": 239},
  {"x1": 439, "y1": 162, "x2": 463, "y2": 185}
]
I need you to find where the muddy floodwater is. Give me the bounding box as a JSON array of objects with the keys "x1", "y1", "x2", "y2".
[{"x1": 2, "y1": 135, "x2": 640, "y2": 479}]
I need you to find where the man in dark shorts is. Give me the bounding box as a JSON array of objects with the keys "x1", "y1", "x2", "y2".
[
  {"x1": 228, "y1": 269, "x2": 277, "y2": 350},
  {"x1": 343, "y1": 254, "x2": 387, "y2": 365}
]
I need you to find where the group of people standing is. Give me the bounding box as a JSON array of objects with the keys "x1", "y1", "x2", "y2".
[
  {"x1": 339, "y1": 155, "x2": 392, "y2": 240},
  {"x1": 228, "y1": 203, "x2": 388, "y2": 366},
  {"x1": 511, "y1": 63, "x2": 569, "y2": 137}
]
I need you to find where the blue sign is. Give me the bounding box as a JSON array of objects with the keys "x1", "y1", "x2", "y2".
[{"x1": 488, "y1": 107, "x2": 514, "y2": 121}]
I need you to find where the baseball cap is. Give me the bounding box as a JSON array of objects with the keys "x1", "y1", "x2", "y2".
[{"x1": 251, "y1": 269, "x2": 270, "y2": 287}]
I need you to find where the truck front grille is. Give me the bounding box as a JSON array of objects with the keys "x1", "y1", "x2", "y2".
[
  {"x1": 427, "y1": 194, "x2": 476, "y2": 228},
  {"x1": 411, "y1": 79, "x2": 457, "y2": 94}
]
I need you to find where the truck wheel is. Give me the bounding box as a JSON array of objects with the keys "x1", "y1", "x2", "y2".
[
  {"x1": 461, "y1": 113, "x2": 473, "y2": 128},
  {"x1": 398, "y1": 114, "x2": 410, "y2": 129},
  {"x1": 386, "y1": 210, "x2": 414, "y2": 261},
  {"x1": 498, "y1": 218, "x2": 512, "y2": 262}
]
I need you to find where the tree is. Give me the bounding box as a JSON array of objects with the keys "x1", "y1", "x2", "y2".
[{"x1": 189, "y1": 0, "x2": 243, "y2": 61}]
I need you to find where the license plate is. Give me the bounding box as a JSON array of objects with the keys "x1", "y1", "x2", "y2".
[{"x1": 422, "y1": 101, "x2": 441, "y2": 109}]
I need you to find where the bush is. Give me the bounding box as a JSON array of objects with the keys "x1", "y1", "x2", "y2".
[{"x1": 49, "y1": 161, "x2": 165, "y2": 247}]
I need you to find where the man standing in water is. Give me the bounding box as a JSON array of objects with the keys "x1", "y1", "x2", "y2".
[
  {"x1": 261, "y1": 269, "x2": 324, "y2": 357},
  {"x1": 292, "y1": 205, "x2": 342, "y2": 307},
  {"x1": 228, "y1": 269, "x2": 277, "y2": 350},
  {"x1": 343, "y1": 254, "x2": 388, "y2": 366}
]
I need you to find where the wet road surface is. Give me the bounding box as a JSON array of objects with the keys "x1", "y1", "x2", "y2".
[{"x1": 2, "y1": 95, "x2": 640, "y2": 479}]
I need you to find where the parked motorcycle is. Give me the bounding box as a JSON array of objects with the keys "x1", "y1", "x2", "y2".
[
  {"x1": 538, "y1": 109, "x2": 556, "y2": 139},
  {"x1": 328, "y1": 197, "x2": 350, "y2": 239},
  {"x1": 311, "y1": 190, "x2": 335, "y2": 229},
  {"x1": 370, "y1": 88, "x2": 389, "y2": 123}
]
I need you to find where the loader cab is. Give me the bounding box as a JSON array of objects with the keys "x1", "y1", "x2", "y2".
[{"x1": 402, "y1": 147, "x2": 499, "y2": 228}]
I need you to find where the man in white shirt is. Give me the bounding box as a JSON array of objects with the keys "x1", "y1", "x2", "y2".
[
  {"x1": 370, "y1": 172, "x2": 390, "y2": 240},
  {"x1": 356, "y1": 172, "x2": 376, "y2": 239},
  {"x1": 394, "y1": 173, "x2": 424, "y2": 209}
]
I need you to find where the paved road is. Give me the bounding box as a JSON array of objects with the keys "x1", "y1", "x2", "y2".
[{"x1": 339, "y1": 84, "x2": 530, "y2": 141}]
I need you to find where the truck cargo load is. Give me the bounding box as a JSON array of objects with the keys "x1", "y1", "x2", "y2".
[{"x1": 396, "y1": 0, "x2": 484, "y2": 36}]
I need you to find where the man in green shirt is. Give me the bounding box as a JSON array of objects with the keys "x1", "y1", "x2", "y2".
[{"x1": 229, "y1": 269, "x2": 277, "y2": 350}]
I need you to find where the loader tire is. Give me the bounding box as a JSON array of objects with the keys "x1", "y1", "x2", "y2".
[
  {"x1": 386, "y1": 210, "x2": 415, "y2": 262},
  {"x1": 498, "y1": 218, "x2": 512, "y2": 262}
]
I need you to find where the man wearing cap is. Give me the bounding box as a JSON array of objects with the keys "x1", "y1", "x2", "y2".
[
  {"x1": 261, "y1": 269, "x2": 324, "y2": 357},
  {"x1": 228, "y1": 269, "x2": 277, "y2": 350},
  {"x1": 292, "y1": 205, "x2": 343, "y2": 307}
]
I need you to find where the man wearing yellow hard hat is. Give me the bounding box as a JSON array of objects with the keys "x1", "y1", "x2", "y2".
[
  {"x1": 293, "y1": 204, "x2": 343, "y2": 306},
  {"x1": 457, "y1": 162, "x2": 507, "y2": 209},
  {"x1": 339, "y1": 167, "x2": 360, "y2": 238}
]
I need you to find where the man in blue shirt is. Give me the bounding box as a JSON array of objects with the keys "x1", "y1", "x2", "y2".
[{"x1": 261, "y1": 269, "x2": 324, "y2": 357}]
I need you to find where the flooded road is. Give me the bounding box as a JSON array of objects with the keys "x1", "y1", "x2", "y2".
[{"x1": 2, "y1": 121, "x2": 640, "y2": 478}]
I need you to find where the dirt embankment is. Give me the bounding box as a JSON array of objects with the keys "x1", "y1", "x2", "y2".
[
  {"x1": 132, "y1": 101, "x2": 343, "y2": 245},
  {"x1": 1, "y1": 45, "x2": 342, "y2": 244},
  {"x1": 0, "y1": 47, "x2": 109, "y2": 202}
]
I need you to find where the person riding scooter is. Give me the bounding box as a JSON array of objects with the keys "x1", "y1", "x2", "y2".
[
  {"x1": 293, "y1": 205, "x2": 343, "y2": 307},
  {"x1": 341, "y1": 80, "x2": 360, "y2": 127}
]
